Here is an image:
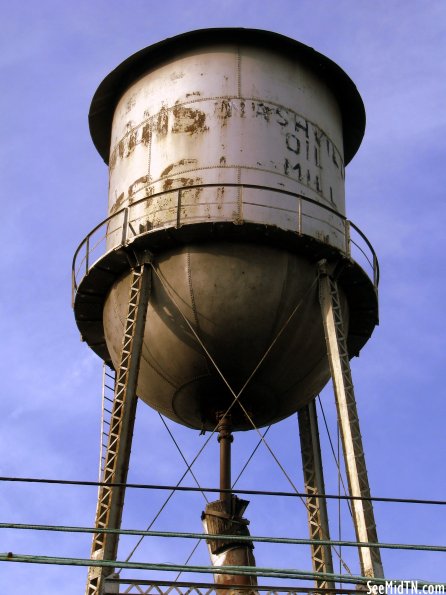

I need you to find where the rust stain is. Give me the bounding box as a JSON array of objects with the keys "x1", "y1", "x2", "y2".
[
  {"x1": 162, "y1": 175, "x2": 202, "y2": 193},
  {"x1": 161, "y1": 158, "x2": 198, "y2": 178},
  {"x1": 180, "y1": 177, "x2": 195, "y2": 186},
  {"x1": 216, "y1": 186, "x2": 225, "y2": 210},
  {"x1": 141, "y1": 123, "x2": 151, "y2": 145},
  {"x1": 110, "y1": 192, "x2": 125, "y2": 215},
  {"x1": 161, "y1": 164, "x2": 175, "y2": 177},
  {"x1": 118, "y1": 140, "x2": 125, "y2": 159},
  {"x1": 125, "y1": 94, "x2": 136, "y2": 114},
  {"x1": 163, "y1": 178, "x2": 174, "y2": 191},
  {"x1": 217, "y1": 99, "x2": 232, "y2": 122},
  {"x1": 156, "y1": 106, "x2": 169, "y2": 136},
  {"x1": 109, "y1": 148, "x2": 117, "y2": 170},
  {"x1": 128, "y1": 176, "x2": 148, "y2": 197},
  {"x1": 127, "y1": 130, "x2": 137, "y2": 155},
  {"x1": 183, "y1": 184, "x2": 203, "y2": 204},
  {"x1": 172, "y1": 104, "x2": 208, "y2": 135}
]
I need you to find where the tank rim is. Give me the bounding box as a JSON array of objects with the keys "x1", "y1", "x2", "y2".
[{"x1": 89, "y1": 27, "x2": 365, "y2": 166}]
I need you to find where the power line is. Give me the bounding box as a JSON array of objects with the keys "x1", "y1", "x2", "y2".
[
  {"x1": 2, "y1": 522, "x2": 446, "y2": 553},
  {"x1": 2, "y1": 552, "x2": 445, "y2": 588},
  {"x1": 1, "y1": 476, "x2": 445, "y2": 506},
  {"x1": 316, "y1": 395, "x2": 352, "y2": 517}
]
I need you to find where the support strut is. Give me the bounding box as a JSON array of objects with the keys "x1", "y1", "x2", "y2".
[
  {"x1": 318, "y1": 260, "x2": 384, "y2": 578},
  {"x1": 86, "y1": 262, "x2": 151, "y2": 595},
  {"x1": 298, "y1": 400, "x2": 335, "y2": 589}
]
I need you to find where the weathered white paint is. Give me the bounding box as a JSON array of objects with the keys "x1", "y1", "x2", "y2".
[{"x1": 107, "y1": 43, "x2": 346, "y2": 251}]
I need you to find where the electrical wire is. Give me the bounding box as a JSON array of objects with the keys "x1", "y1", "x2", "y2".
[
  {"x1": 2, "y1": 552, "x2": 445, "y2": 588},
  {"x1": 2, "y1": 522, "x2": 446, "y2": 553},
  {"x1": 1, "y1": 476, "x2": 444, "y2": 506},
  {"x1": 317, "y1": 395, "x2": 352, "y2": 518},
  {"x1": 4, "y1": 266, "x2": 444, "y2": 582}
]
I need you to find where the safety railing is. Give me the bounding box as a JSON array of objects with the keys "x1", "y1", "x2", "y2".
[{"x1": 72, "y1": 183, "x2": 379, "y2": 302}]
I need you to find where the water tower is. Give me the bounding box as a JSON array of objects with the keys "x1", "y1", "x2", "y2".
[{"x1": 72, "y1": 28, "x2": 383, "y2": 594}]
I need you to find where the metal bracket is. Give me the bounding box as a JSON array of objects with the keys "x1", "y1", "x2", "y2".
[{"x1": 125, "y1": 248, "x2": 153, "y2": 270}]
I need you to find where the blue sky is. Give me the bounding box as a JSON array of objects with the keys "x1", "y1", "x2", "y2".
[{"x1": 1, "y1": 1, "x2": 445, "y2": 593}]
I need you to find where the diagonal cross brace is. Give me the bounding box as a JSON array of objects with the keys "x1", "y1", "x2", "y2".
[{"x1": 86, "y1": 263, "x2": 152, "y2": 595}]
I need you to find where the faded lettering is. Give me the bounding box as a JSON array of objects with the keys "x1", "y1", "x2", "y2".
[
  {"x1": 109, "y1": 98, "x2": 344, "y2": 202},
  {"x1": 286, "y1": 133, "x2": 300, "y2": 155}
]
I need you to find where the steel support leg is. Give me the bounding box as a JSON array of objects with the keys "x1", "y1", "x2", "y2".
[
  {"x1": 86, "y1": 263, "x2": 151, "y2": 595},
  {"x1": 298, "y1": 400, "x2": 335, "y2": 589},
  {"x1": 318, "y1": 260, "x2": 384, "y2": 578}
]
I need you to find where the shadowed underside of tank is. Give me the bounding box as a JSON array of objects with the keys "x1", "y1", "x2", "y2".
[{"x1": 103, "y1": 242, "x2": 348, "y2": 431}]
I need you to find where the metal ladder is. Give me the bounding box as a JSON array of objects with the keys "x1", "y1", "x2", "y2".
[
  {"x1": 99, "y1": 365, "x2": 116, "y2": 483},
  {"x1": 86, "y1": 263, "x2": 151, "y2": 595}
]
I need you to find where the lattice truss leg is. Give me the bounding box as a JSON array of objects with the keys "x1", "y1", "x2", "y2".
[
  {"x1": 318, "y1": 260, "x2": 384, "y2": 578},
  {"x1": 298, "y1": 400, "x2": 335, "y2": 590},
  {"x1": 86, "y1": 263, "x2": 152, "y2": 595}
]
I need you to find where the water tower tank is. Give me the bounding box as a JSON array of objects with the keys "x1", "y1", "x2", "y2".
[{"x1": 73, "y1": 29, "x2": 378, "y2": 431}]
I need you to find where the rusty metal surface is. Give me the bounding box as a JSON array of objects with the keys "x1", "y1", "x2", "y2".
[
  {"x1": 75, "y1": 29, "x2": 377, "y2": 431},
  {"x1": 106, "y1": 40, "x2": 349, "y2": 255},
  {"x1": 89, "y1": 29, "x2": 365, "y2": 166},
  {"x1": 100, "y1": 184, "x2": 361, "y2": 272}
]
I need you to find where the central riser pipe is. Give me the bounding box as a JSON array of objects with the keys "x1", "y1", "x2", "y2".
[{"x1": 202, "y1": 414, "x2": 257, "y2": 593}]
